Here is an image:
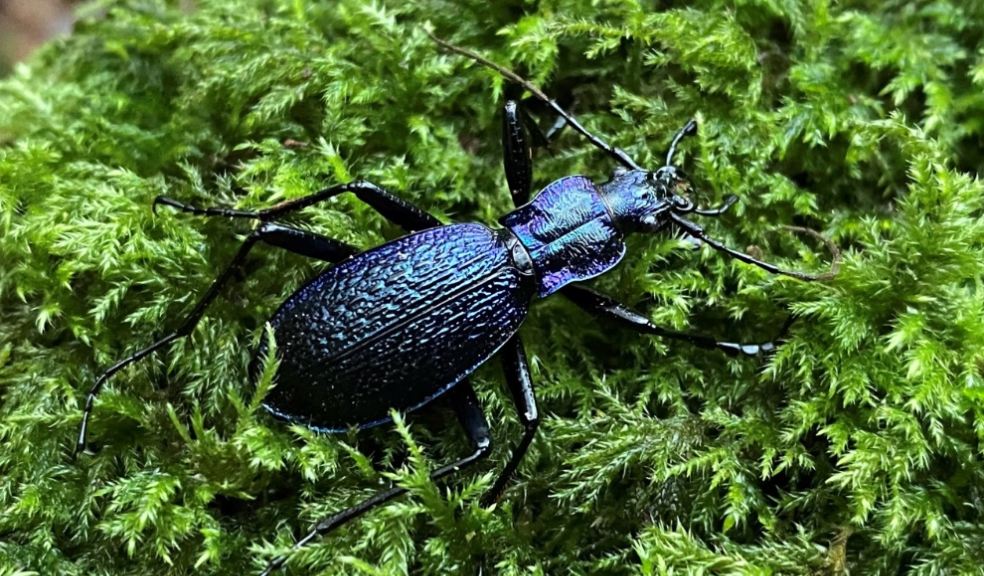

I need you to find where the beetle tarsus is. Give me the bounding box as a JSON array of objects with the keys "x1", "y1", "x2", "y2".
[
  {"x1": 562, "y1": 285, "x2": 786, "y2": 357},
  {"x1": 154, "y1": 195, "x2": 258, "y2": 218},
  {"x1": 778, "y1": 225, "x2": 842, "y2": 280},
  {"x1": 73, "y1": 223, "x2": 358, "y2": 456},
  {"x1": 157, "y1": 181, "x2": 440, "y2": 231},
  {"x1": 259, "y1": 555, "x2": 285, "y2": 576}
]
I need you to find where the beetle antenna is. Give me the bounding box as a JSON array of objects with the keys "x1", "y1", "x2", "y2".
[
  {"x1": 427, "y1": 31, "x2": 643, "y2": 171},
  {"x1": 665, "y1": 119, "x2": 698, "y2": 166}
]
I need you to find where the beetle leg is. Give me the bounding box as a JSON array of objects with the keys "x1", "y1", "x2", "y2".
[
  {"x1": 533, "y1": 101, "x2": 569, "y2": 143},
  {"x1": 260, "y1": 382, "x2": 492, "y2": 575},
  {"x1": 561, "y1": 285, "x2": 792, "y2": 357},
  {"x1": 502, "y1": 94, "x2": 573, "y2": 207},
  {"x1": 518, "y1": 92, "x2": 574, "y2": 144},
  {"x1": 502, "y1": 99, "x2": 534, "y2": 206},
  {"x1": 481, "y1": 335, "x2": 539, "y2": 506},
  {"x1": 74, "y1": 222, "x2": 358, "y2": 457},
  {"x1": 155, "y1": 180, "x2": 440, "y2": 232}
]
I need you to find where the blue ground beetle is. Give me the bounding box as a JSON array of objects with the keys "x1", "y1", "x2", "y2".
[{"x1": 74, "y1": 35, "x2": 837, "y2": 574}]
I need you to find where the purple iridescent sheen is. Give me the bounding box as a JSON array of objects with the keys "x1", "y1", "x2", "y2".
[
  {"x1": 257, "y1": 224, "x2": 535, "y2": 432},
  {"x1": 500, "y1": 176, "x2": 626, "y2": 297},
  {"x1": 258, "y1": 169, "x2": 676, "y2": 432}
]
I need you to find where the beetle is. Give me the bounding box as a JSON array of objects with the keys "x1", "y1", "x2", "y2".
[{"x1": 73, "y1": 35, "x2": 837, "y2": 574}]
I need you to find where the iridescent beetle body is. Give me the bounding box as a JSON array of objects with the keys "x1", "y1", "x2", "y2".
[
  {"x1": 260, "y1": 171, "x2": 678, "y2": 432},
  {"x1": 260, "y1": 222, "x2": 535, "y2": 431},
  {"x1": 73, "y1": 36, "x2": 835, "y2": 575}
]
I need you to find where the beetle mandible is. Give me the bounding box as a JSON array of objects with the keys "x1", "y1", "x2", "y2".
[{"x1": 73, "y1": 34, "x2": 838, "y2": 574}]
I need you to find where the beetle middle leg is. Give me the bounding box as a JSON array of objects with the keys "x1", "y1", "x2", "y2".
[
  {"x1": 74, "y1": 222, "x2": 358, "y2": 456},
  {"x1": 261, "y1": 382, "x2": 492, "y2": 575},
  {"x1": 561, "y1": 285, "x2": 791, "y2": 357}
]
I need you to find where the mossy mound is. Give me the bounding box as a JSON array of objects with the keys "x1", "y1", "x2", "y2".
[{"x1": 2, "y1": 1, "x2": 984, "y2": 574}]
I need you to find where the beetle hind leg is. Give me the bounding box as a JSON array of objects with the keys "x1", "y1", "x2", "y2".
[
  {"x1": 74, "y1": 223, "x2": 358, "y2": 457},
  {"x1": 260, "y1": 382, "x2": 492, "y2": 575}
]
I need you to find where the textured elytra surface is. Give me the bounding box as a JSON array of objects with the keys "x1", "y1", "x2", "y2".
[
  {"x1": 502, "y1": 175, "x2": 626, "y2": 296},
  {"x1": 258, "y1": 223, "x2": 534, "y2": 430}
]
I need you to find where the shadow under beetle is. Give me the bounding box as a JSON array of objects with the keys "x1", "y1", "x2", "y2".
[{"x1": 74, "y1": 34, "x2": 838, "y2": 574}]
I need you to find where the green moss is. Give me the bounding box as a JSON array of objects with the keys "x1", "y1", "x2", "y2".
[{"x1": 2, "y1": 0, "x2": 984, "y2": 574}]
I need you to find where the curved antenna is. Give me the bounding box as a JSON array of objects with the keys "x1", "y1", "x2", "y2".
[
  {"x1": 427, "y1": 31, "x2": 643, "y2": 171},
  {"x1": 665, "y1": 119, "x2": 698, "y2": 166},
  {"x1": 693, "y1": 194, "x2": 738, "y2": 217}
]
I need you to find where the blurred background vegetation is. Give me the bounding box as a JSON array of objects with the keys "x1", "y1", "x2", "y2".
[{"x1": 0, "y1": 0, "x2": 76, "y2": 75}]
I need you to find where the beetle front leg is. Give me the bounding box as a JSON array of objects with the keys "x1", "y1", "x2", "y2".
[
  {"x1": 502, "y1": 99, "x2": 534, "y2": 206},
  {"x1": 482, "y1": 335, "x2": 539, "y2": 506},
  {"x1": 502, "y1": 96, "x2": 571, "y2": 207},
  {"x1": 74, "y1": 222, "x2": 358, "y2": 457},
  {"x1": 260, "y1": 381, "x2": 492, "y2": 575},
  {"x1": 155, "y1": 179, "x2": 441, "y2": 233},
  {"x1": 562, "y1": 285, "x2": 791, "y2": 357}
]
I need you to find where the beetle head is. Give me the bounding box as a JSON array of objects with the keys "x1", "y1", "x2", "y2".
[
  {"x1": 649, "y1": 164, "x2": 695, "y2": 214},
  {"x1": 600, "y1": 167, "x2": 688, "y2": 232},
  {"x1": 602, "y1": 120, "x2": 699, "y2": 231}
]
